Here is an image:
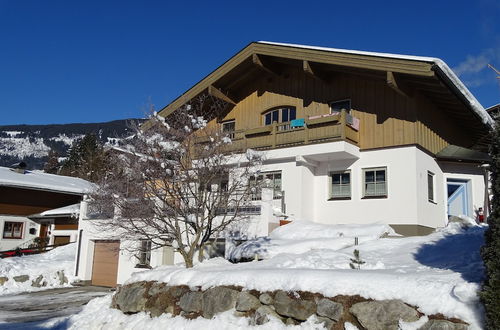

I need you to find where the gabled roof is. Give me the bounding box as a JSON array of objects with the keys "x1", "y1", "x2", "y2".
[
  {"x1": 154, "y1": 41, "x2": 493, "y2": 130},
  {"x1": 0, "y1": 167, "x2": 93, "y2": 195}
]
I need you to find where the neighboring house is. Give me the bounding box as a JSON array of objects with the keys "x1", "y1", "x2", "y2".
[
  {"x1": 486, "y1": 103, "x2": 500, "y2": 120},
  {"x1": 75, "y1": 42, "x2": 492, "y2": 286},
  {"x1": 28, "y1": 203, "x2": 81, "y2": 245},
  {"x1": 0, "y1": 164, "x2": 92, "y2": 251}
]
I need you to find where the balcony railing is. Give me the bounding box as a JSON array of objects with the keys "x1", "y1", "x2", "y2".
[{"x1": 218, "y1": 110, "x2": 359, "y2": 152}]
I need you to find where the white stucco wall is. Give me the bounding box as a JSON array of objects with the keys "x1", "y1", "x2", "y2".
[
  {"x1": 440, "y1": 161, "x2": 486, "y2": 220},
  {"x1": 310, "y1": 147, "x2": 420, "y2": 225},
  {"x1": 0, "y1": 216, "x2": 39, "y2": 251},
  {"x1": 415, "y1": 149, "x2": 447, "y2": 228}
]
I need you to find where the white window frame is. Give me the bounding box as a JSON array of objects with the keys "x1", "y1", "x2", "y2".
[
  {"x1": 428, "y1": 171, "x2": 435, "y2": 203},
  {"x1": 249, "y1": 170, "x2": 282, "y2": 200},
  {"x1": 263, "y1": 107, "x2": 296, "y2": 126},
  {"x1": 362, "y1": 167, "x2": 387, "y2": 198},
  {"x1": 136, "y1": 239, "x2": 152, "y2": 268},
  {"x1": 2, "y1": 221, "x2": 24, "y2": 239},
  {"x1": 329, "y1": 170, "x2": 351, "y2": 200}
]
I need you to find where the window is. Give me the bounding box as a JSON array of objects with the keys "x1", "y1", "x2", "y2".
[
  {"x1": 330, "y1": 171, "x2": 351, "y2": 199},
  {"x1": 137, "y1": 240, "x2": 152, "y2": 268},
  {"x1": 263, "y1": 107, "x2": 296, "y2": 126},
  {"x1": 221, "y1": 120, "x2": 235, "y2": 139},
  {"x1": 362, "y1": 167, "x2": 387, "y2": 198},
  {"x1": 330, "y1": 99, "x2": 351, "y2": 113},
  {"x1": 428, "y1": 171, "x2": 435, "y2": 203},
  {"x1": 249, "y1": 171, "x2": 282, "y2": 200},
  {"x1": 3, "y1": 222, "x2": 23, "y2": 239}
]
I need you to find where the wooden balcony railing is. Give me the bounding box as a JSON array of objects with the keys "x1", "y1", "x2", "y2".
[{"x1": 220, "y1": 110, "x2": 359, "y2": 152}]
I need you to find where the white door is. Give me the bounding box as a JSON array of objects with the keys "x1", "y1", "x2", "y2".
[{"x1": 447, "y1": 180, "x2": 469, "y2": 217}]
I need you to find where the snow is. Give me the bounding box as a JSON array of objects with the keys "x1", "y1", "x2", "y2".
[
  {"x1": 49, "y1": 134, "x2": 84, "y2": 146},
  {"x1": 0, "y1": 244, "x2": 76, "y2": 295},
  {"x1": 258, "y1": 41, "x2": 494, "y2": 127},
  {"x1": 0, "y1": 136, "x2": 50, "y2": 158},
  {"x1": 0, "y1": 166, "x2": 93, "y2": 194},
  {"x1": 125, "y1": 222, "x2": 485, "y2": 329},
  {"x1": 36, "y1": 203, "x2": 81, "y2": 217}
]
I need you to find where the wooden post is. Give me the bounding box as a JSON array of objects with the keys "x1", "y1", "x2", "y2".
[
  {"x1": 272, "y1": 122, "x2": 277, "y2": 148},
  {"x1": 340, "y1": 109, "x2": 347, "y2": 140}
]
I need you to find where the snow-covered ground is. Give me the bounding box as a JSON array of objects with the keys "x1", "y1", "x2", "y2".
[
  {"x1": 0, "y1": 244, "x2": 76, "y2": 295},
  {"x1": 55, "y1": 221, "x2": 485, "y2": 329}
]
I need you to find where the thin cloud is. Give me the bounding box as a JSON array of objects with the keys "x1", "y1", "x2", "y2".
[{"x1": 453, "y1": 49, "x2": 495, "y2": 77}]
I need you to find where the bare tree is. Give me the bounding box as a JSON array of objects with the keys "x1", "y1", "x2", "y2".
[{"x1": 90, "y1": 96, "x2": 262, "y2": 268}]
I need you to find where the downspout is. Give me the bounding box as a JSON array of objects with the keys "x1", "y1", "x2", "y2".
[{"x1": 75, "y1": 229, "x2": 83, "y2": 276}]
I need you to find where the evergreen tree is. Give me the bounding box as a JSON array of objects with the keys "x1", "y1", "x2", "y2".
[
  {"x1": 481, "y1": 119, "x2": 500, "y2": 329},
  {"x1": 43, "y1": 149, "x2": 60, "y2": 174},
  {"x1": 59, "y1": 133, "x2": 109, "y2": 182}
]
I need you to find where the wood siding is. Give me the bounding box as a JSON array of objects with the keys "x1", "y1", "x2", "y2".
[
  {"x1": 208, "y1": 67, "x2": 469, "y2": 155},
  {"x1": 0, "y1": 187, "x2": 82, "y2": 216}
]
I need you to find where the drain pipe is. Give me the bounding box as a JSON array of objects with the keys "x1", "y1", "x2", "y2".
[{"x1": 75, "y1": 229, "x2": 83, "y2": 277}]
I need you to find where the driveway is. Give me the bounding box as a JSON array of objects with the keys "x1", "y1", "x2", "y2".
[{"x1": 0, "y1": 286, "x2": 111, "y2": 329}]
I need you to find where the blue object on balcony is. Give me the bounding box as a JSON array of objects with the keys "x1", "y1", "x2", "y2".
[{"x1": 290, "y1": 118, "x2": 305, "y2": 128}]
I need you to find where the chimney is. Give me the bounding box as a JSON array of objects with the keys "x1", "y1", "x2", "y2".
[{"x1": 10, "y1": 162, "x2": 27, "y2": 174}]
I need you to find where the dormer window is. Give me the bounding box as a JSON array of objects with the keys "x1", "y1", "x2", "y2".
[
  {"x1": 263, "y1": 107, "x2": 296, "y2": 125},
  {"x1": 330, "y1": 99, "x2": 351, "y2": 114}
]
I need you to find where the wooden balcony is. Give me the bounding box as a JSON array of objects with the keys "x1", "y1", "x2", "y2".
[{"x1": 223, "y1": 110, "x2": 359, "y2": 152}]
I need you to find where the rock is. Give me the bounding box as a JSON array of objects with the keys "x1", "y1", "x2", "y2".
[
  {"x1": 148, "y1": 282, "x2": 167, "y2": 297},
  {"x1": 31, "y1": 275, "x2": 47, "y2": 288},
  {"x1": 201, "y1": 287, "x2": 239, "y2": 318},
  {"x1": 350, "y1": 300, "x2": 419, "y2": 330},
  {"x1": 315, "y1": 316, "x2": 336, "y2": 329},
  {"x1": 273, "y1": 290, "x2": 316, "y2": 321},
  {"x1": 56, "y1": 270, "x2": 68, "y2": 285},
  {"x1": 178, "y1": 291, "x2": 203, "y2": 313},
  {"x1": 0, "y1": 277, "x2": 8, "y2": 286},
  {"x1": 236, "y1": 292, "x2": 261, "y2": 312},
  {"x1": 285, "y1": 317, "x2": 299, "y2": 325},
  {"x1": 251, "y1": 305, "x2": 282, "y2": 325},
  {"x1": 112, "y1": 282, "x2": 148, "y2": 313},
  {"x1": 259, "y1": 293, "x2": 273, "y2": 305},
  {"x1": 419, "y1": 319, "x2": 468, "y2": 330},
  {"x1": 169, "y1": 286, "x2": 189, "y2": 298},
  {"x1": 316, "y1": 298, "x2": 343, "y2": 321},
  {"x1": 13, "y1": 275, "x2": 29, "y2": 283}
]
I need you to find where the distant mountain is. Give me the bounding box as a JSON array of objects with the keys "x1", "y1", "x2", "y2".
[{"x1": 0, "y1": 119, "x2": 144, "y2": 170}]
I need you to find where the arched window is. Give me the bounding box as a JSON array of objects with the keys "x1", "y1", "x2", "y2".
[{"x1": 263, "y1": 107, "x2": 296, "y2": 126}]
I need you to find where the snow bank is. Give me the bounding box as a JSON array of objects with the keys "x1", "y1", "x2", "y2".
[
  {"x1": 0, "y1": 244, "x2": 76, "y2": 295},
  {"x1": 229, "y1": 222, "x2": 395, "y2": 260},
  {"x1": 127, "y1": 223, "x2": 485, "y2": 329},
  {"x1": 269, "y1": 221, "x2": 396, "y2": 240}
]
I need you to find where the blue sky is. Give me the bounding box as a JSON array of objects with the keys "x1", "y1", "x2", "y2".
[{"x1": 0, "y1": 0, "x2": 499, "y2": 125}]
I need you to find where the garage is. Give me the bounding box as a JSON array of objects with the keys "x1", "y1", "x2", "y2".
[
  {"x1": 54, "y1": 236, "x2": 71, "y2": 245},
  {"x1": 91, "y1": 240, "x2": 120, "y2": 287}
]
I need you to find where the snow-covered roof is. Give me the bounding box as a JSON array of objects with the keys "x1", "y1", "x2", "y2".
[
  {"x1": 259, "y1": 41, "x2": 494, "y2": 127},
  {"x1": 30, "y1": 203, "x2": 81, "y2": 218},
  {"x1": 0, "y1": 167, "x2": 94, "y2": 195}
]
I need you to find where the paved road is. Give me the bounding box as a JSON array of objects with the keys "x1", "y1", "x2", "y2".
[{"x1": 0, "y1": 286, "x2": 111, "y2": 329}]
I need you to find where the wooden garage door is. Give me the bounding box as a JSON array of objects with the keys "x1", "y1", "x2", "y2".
[
  {"x1": 91, "y1": 241, "x2": 120, "y2": 287},
  {"x1": 54, "y1": 236, "x2": 71, "y2": 245}
]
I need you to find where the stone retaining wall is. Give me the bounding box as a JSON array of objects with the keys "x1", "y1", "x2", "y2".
[
  {"x1": 112, "y1": 281, "x2": 469, "y2": 330},
  {"x1": 0, "y1": 270, "x2": 68, "y2": 288}
]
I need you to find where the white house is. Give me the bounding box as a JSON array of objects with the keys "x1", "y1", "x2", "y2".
[
  {"x1": 74, "y1": 42, "x2": 492, "y2": 287},
  {"x1": 0, "y1": 164, "x2": 92, "y2": 252}
]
